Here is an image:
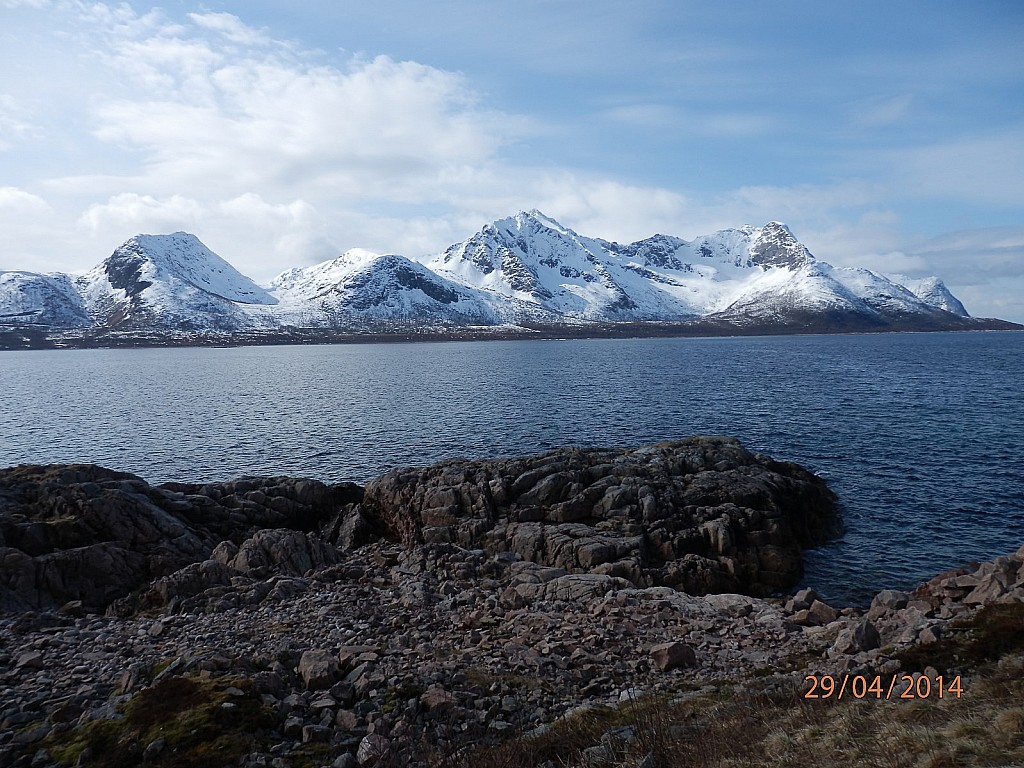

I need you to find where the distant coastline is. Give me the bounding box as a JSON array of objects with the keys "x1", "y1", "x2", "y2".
[{"x1": 3, "y1": 318, "x2": 1021, "y2": 351}]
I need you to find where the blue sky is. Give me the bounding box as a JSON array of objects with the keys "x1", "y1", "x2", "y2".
[{"x1": 2, "y1": 0, "x2": 1023, "y2": 321}]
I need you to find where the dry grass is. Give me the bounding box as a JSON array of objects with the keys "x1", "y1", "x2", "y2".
[{"x1": 445, "y1": 606, "x2": 1024, "y2": 768}]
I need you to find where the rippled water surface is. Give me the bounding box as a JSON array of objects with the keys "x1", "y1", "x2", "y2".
[{"x1": 3, "y1": 331, "x2": 1022, "y2": 604}]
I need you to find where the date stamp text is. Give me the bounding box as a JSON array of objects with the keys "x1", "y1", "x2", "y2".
[{"x1": 804, "y1": 674, "x2": 963, "y2": 700}]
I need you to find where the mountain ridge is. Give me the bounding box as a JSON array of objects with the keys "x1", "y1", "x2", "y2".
[{"x1": 1, "y1": 212, "x2": 1020, "y2": 346}]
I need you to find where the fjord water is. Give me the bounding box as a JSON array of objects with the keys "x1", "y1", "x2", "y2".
[{"x1": 3, "y1": 331, "x2": 1022, "y2": 605}]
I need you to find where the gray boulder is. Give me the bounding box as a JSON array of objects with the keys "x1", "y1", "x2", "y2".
[
  {"x1": 649, "y1": 641, "x2": 697, "y2": 671},
  {"x1": 831, "y1": 619, "x2": 881, "y2": 656}
]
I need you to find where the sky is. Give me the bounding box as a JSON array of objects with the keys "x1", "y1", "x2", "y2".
[{"x1": 1, "y1": 1, "x2": 1023, "y2": 322}]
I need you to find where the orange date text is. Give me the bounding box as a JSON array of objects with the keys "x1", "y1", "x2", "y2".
[{"x1": 803, "y1": 674, "x2": 963, "y2": 700}]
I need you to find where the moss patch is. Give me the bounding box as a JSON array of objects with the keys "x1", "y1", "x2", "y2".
[{"x1": 46, "y1": 675, "x2": 275, "y2": 768}]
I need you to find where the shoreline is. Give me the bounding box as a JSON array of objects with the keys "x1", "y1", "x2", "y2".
[
  {"x1": 2, "y1": 319, "x2": 1021, "y2": 351},
  {"x1": 1, "y1": 442, "x2": 1022, "y2": 766}
]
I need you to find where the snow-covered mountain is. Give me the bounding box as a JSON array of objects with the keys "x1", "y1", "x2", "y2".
[
  {"x1": 76, "y1": 232, "x2": 277, "y2": 330},
  {"x1": 0, "y1": 271, "x2": 91, "y2": 328},
  {"x1": 423, "y1": 211, "x2": 975, "y2": 329},
  {"x1": 260, "y1": 248, "x2": 561, "y2": 327},
  {"x1": 892, "y1": 275, "x2": 969, "y2": 316},
  {"x1": 0, "y1": 212, "x2": 1015, "y2": 342}
]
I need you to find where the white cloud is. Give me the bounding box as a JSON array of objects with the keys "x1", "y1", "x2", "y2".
[
  {"x1": 0, "y1": 186, "x2": 49, "y2": 214},
  {"x1": 0, "y1": 187, "x2": 58, "y2": 269},
  {"x1": 79, "y1": 10, "x2": 519, "y2": 206},
  {"x1": 528, "y1": 175, "x2": 693, "y2": 244},
  {"x1": 78, "y1": 193, "x2": 206, "y2": 234},
  {"x1": 0, "y1": 94, "x2": 38, "y2": 150},
  {"x1": 187, "y1": 12, "x2": 271, "y2": 47},
  {"x1": 214, "y1": 193, "x2": 335, "y2": 275}
]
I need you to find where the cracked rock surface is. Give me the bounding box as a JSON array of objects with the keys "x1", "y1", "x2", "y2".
[{"x1": 344, "y1": 436, "x2": 841, "y2": 597}]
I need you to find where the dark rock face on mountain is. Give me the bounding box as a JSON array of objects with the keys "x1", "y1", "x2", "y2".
[
  {"x1": 345, "y1": 257, "x2": 462, "y2": 308},
  {"x1": 0, "y1": 464, "x2": 360, "y2": 613},
  {"x1": 344, "y1": 437, "x2": 840, "y2": 597},
  {"x1": 746, "y1": 221, "x2": 813, "y2": 269}
]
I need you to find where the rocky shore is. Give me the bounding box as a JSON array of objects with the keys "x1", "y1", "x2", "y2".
[{"x1": 1, "y1": 438, "x2": 1021, "y2": 767}]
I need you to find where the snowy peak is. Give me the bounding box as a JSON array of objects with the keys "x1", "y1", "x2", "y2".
[
  {"x1": 826, "y1": 266, "x2": 926, "y2": 316},
  {"x1": 497, "y1": 209, "x2": 576, "y2": 238},
  {"x1": 902, "y1": 276, "x2": 969, "y2": 317},
  {"x1": 747, "y1": 221, "x2": 814, "y2": 270},
  {"x1": 715, "y1": 260, "x2": 865, "y2": 322},
  {"x1": 267, "y1": 249, "x2": 531, "y2": 325},
  {"x1": 96, "y1": 233, "x2": 276, "y2": 306},
  {"x1": 269, "y1": 249, "x2": 388, "y2": 300},
  {"x1": 333, "y1": 254, "x2": 466, "y2": 311},
  {"x1": 273, "y1": 250, "x2": 465, "y2": 309},
  {"x1": 427, "y1": 210, "x2": 645, "y2": 318},
  {"x1": 75, "y1": 232, "x2": 277, "y2": 330},
  {"x1": 426, "y1": 211, "x2": 827, "y2": 320}
]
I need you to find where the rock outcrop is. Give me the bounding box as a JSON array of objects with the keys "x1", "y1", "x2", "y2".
[
  {"x1": 0, "y1": 464, "x2": 360, "y2": 612},
  {"x1": 0, "y1": 439, "x2": 838, "y2": 615},
  {"x1": 341, "y1": 437, "x2": 839, "y2": 597}
]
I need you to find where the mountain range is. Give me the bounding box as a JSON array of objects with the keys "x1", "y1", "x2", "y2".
[{"x1": 0, "y1": 211, "x2": 1018, "y2": 345}]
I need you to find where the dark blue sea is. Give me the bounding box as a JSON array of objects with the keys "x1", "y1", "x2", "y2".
[{"x1": 2, "y1": 331, "x2": 1022, "y2": 605}]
